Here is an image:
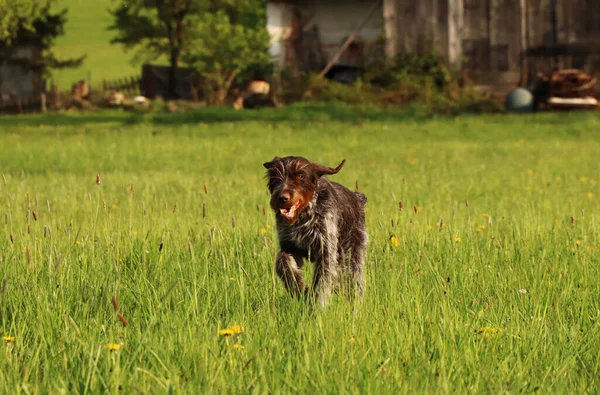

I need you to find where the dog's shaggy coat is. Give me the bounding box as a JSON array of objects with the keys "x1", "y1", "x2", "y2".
[{"x1": 263, "y1": 156, "x2": 367, "y2": 305}]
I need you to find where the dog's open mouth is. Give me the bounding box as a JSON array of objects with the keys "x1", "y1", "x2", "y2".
[{"x1": 279, "y1": 202, "x2": 299, "y2": 220}]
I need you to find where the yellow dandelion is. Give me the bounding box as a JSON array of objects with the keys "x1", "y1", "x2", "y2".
[
  {"x1": 3, "y1": 336, "x2": 15, "y2": 343},
  {"x1": 426, "y1": 226, "x2": 433, "y2": 231},
  {"x1": 590, "y1": 179, "x2": 597, "y2": 185},
  {"x1": 390, "y1": 236, "x2": 400, "y2": 248},
  {"x1": 266, "y1": 225, "x2": 272, "y2": 229},
  {"x1": 230, "y1": 277, "x2": 236, "y2": 281},
  {"x1": 348, "y1": 338, "x2": 357, "y2": 344},
  {"x1": 105, "y1": 343, "x2": 121, "y2": 351},
  {"x1": 575, "y1": 240, "x2": 581, "y2": 245},
  {"x1": 527, "y1": 169, "x2": 533, "y2": 175},
  {"x1": 480, "y1": 225, "x2": 487, "y2": 230},
  {"x1": 75, "y1": 241, "x2": 81, "y2": 245},
  {"x1": 259, "y1": 227, "x2": 267, "y2": 235},
  {"x1": 230, "y1": 325, "x2": 245, "y2": 334},
  {"x1": 477, "y1": 326, "x2": 503, "y2": 338},
  {"x1": 218, "y1": 328, "x2": 235, "y2": 336},
  {"x1": 587, "y1": 192, "x2": 594, "y2": 199},
  {"x1": 232, "y1": 343, "x2": 245, "y2": 349},
  {"x1": 580, "y1": 177, "x2": 588, "y2": 182},
  {"x1": 454, "y1": 237, "x2": 462, "y2": 243}
]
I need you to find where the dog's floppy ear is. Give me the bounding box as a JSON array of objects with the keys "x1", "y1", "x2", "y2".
[
  {"x1": 263, "y1": 156, "x2": 281, "y2": 169},
  {"x1": 311, "y1": 159, "x2": 346, "y2": 177}
]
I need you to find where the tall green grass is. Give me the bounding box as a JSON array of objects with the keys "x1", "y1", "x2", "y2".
[{"x1": 1, "y1": 106, "x2": 599, "y2": 392}]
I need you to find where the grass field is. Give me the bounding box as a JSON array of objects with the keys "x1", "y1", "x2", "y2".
[
  {"x1": 0, "y1": 105, "x2": 599, "y2": 393},
  {"x1": 52, "y1": 0, "x2": 139, "y2": 89}
]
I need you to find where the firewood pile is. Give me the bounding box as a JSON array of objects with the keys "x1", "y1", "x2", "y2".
[{"x1": 538, "y1": 69, "x2": 598, "y2": 110}]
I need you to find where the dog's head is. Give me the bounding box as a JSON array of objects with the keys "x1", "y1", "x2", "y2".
[{"x1": 263, "y1": 156, "x2": 345, "y2": 224}]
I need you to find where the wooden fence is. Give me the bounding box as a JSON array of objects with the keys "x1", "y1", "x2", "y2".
[
  {"x1": 0, "y1": 75, "x2": 142, "y2": 115},
  {"x1": 102, "y1": 76, "x2": 142, "y2": 97}
]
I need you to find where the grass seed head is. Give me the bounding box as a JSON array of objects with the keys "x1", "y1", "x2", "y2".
[
  {"x1": 112, "y1": 295, "x2": 119, "y2": 312},
  {"x1": 96, "y1": 174, "x2": 101, "y2": 185},
  {"x1": 117, "y1": 313, "x2": 128, "y2": 327}
]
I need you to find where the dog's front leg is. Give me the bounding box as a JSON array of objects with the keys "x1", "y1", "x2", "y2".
[
  {"x1": 275, "y1": 251, "x2": 306, "y2": 297},
  {"x1": 312, "y1": 239, "x2": 339, "y2": 307}
]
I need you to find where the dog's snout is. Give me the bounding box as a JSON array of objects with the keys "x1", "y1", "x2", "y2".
[{"x1": 278, "y1": 193, "x2": 291, "y2": 205}]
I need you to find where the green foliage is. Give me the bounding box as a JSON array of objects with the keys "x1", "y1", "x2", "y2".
[
  {"x1": 0, "y1": 109, "x2": 599, "y2": 392},
  {"x1": 298, "y1": 74, "x2": 502, "y2": 115},
  {"x1": 0, "y1": 0, "x2": 45, "y2": 43},
  {"x1": 109, "y1": 0, "x2": 270, "y2": 100},
  {"x1": 183, "y1": 7, "x2": 270, "y2": 104},
  {"x1": 0, "y1": 0, "x2": 84, "y2": 79},
  {"x1": 367, "y1": 51, "x2": 453, "y2": 89}
]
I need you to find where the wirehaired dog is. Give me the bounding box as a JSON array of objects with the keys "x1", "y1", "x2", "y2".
[{"x1": 263, "y1": 156, "x2": 367, "y2": 306}]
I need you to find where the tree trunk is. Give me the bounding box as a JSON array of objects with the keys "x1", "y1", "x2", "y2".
[{"x1": 169, "y1": 50, "x2": 179, "y2": 99}]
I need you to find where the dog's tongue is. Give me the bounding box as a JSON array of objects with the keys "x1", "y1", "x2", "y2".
[{"x1": 280, "y1": 203, "x2": 298, "y2": 219}]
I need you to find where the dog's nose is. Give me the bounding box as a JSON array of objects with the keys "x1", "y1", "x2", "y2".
[{"x1": 279, "y1": 193, "x2": 291, "y2": 204}]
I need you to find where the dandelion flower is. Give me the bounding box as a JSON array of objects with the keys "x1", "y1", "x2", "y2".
[
  {"x1": 426, "y1": 226, "x2": 433, "y2": 231},
  {"x1": 232, "y1": 344, "x2": 245, "y2": 349},
  {"x1": 259, "y1": 227, "x2": 267, "y2": 235},
  {"x1": 477, "y1": 326, "x2": 503, "y2": 338},
  {"x1": 3, "y1": 336, "x2": 15, "y2": 343},
  {"x1": 230, "y1": 325, "x2": 244, "y2": 334},
  {"x1": 218, "y1": 328, "x2": 235, "y2": 336},
  {"x1": 575, "y1": 240, "x2": 581, "y2": 245},
  {"x1": 218, "y1": 325, "x2": 245, "y2": 336},
  {"x1": 230, "y1": 277, "x2": 236, "y2": 281},
  {"x1": 348, "y1": 338, "x2": 357, "y2": 344},
  {"x1": 105, "y1": 343, "x2": 121, "y2": 351},
  {"x1": 588, "y1": 192, "x2": 594, "y2": 199},
  {"x1": 454, "y1": 237, "x2": 462, "y2": 243},
  {"x1": 390, "y1": 236, "x2": 400, "y2": 248}
]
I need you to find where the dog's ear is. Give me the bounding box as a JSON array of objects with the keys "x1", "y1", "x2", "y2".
[
  {"x1": 263, "y1": 156, "x2": 281, "y2": 169},
  {"x1": 311, "y1": 159, "x2": 346, "y2": 177}
]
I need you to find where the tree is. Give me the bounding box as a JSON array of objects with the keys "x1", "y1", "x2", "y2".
[
  {"x1": 0, "y1": 0, "x2": 43, "y2": 43},
  {"x1": 110, "y1": 0, "x2": 207, "y2": 99},
  {"x1": 0, "y1": 1, "x2": 84, "y2": 87},
  {"x1": 183, "y1": 9, "x2": 270, "y2": 104},
  {"x1": 110, "y1": 0, "x2": 270, "y2": 102}
]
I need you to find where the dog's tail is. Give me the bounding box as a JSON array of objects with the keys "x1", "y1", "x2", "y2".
[{"x1": 355, "y1": 192, "x2": 367, "y2": 206}]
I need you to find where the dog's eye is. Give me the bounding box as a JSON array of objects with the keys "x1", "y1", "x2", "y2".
[{"x1": 296, "y1": 174, "x2": 304, "y2": 181}]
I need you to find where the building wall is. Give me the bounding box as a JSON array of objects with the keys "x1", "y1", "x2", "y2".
[
  {"x1": 385, "y1": 0, "x2": 600, "y2": 84},
  {"x1": 267, "y1": 0, "x2": 384, "y2": 70},
  {"x1": 0, "y1": 46, "x2": 44, "y2": 98}
]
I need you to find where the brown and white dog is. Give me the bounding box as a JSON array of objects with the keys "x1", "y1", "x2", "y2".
[{"x1": 263, "y1": 156, "x2": 367, "y2": 306}]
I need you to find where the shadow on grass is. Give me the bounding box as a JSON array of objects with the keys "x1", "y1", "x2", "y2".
[
  {"x1": 1, "y1": 102, "x2": 597, "y2": 129},
  {"x1": 0, "y1": 102, "x2": 432, "y2": 128}
]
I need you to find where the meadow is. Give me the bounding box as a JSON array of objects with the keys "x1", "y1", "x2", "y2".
[
  {"x1": 53, "y1": 0, "x2": 139, "y2": 89},
  {"x1": 0, "y1": 104, "x2": 599, "y2": 393}
]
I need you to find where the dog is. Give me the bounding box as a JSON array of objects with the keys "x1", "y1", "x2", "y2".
[{"x1": 263, "y1": 156, "x2": 367, "y2": 306}]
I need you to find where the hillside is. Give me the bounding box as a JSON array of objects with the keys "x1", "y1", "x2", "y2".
[{"x1": 52, "y1": 0, "x2": 143, "y2": 89}]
